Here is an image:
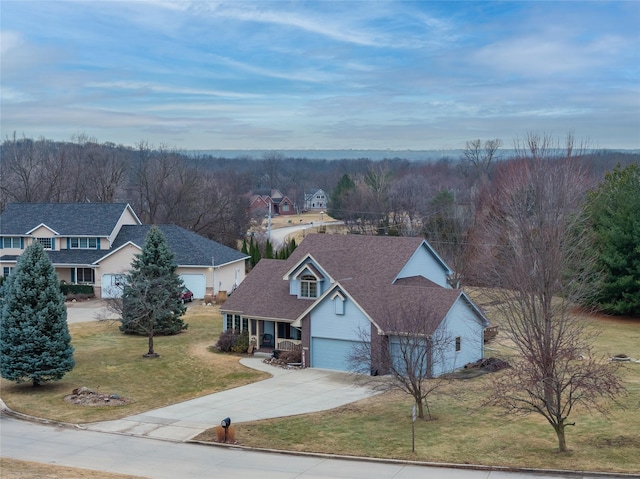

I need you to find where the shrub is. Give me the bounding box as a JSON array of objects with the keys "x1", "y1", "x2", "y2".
[
  {"x1": 231, "y1": 331, "x2": 249, "y2": 354},
  {"x1": 60, "y1": 283, "x2": 95, "y2": 298},
  {"x1": 279, "y1": 349, "x2": 302, "y2": 363},
  {"x1": 216, "y1": 329, "x2": 249, "y2": 354}
]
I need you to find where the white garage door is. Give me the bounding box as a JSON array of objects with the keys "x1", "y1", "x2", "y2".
[
  {"x1": 311, "y1": 337, "x2": 365, "y2": 371},
  {"x1": 101, "y1": 274, "x2": 126, "y2": 298},
  {"x1": 179, "y1": 274, "x2": 206, "y2": 298}
]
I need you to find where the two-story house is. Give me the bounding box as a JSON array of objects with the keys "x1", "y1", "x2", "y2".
[
  {"x1": 249, "y1": 189, "x2": 296, "y2": 216},
  {"x1": 0, "y1": 203, "x2": 248, "y2": 299},
  {"x1": 303, "y1": 188, "x2": 327, "y2": 211},
  {"x1": 220, "y1": 234, "x2": 489, "y2": 376}
]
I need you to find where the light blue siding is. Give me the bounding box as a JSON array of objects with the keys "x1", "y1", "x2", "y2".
[
  {"x1": 396, "y1": 242, "x2": 451, "y2": 288},
  {"x1": 309, "y1": 291, "x2": 371, "y2": 371},
  {"x1": 431, "y1": 297, "x2": 485, "y2": 376},
  {"x1": 312, "y1": 338, "x2": 363, "y2": 370}
]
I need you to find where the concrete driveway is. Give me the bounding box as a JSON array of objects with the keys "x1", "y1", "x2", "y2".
[
  {"x1": 65, "y1": 298, "x2": 196, "y2": 323},
  {"x1": 65, "y1": 299, "x2": 119, "y2": 323},
  {"x1": 84, "y1": 356, "x2": 378, "y2": 442}
]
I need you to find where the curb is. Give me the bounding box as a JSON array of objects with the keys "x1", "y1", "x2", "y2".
[
  {"x1": 2, "y1": 398, "x2": 637, "y2": 479},
  {"x1": 185, "y1": 438, "x2": 640, "y2": 479}
]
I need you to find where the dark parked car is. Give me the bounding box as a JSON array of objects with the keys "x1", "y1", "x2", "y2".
[{"x1": 180, "y1": 287, "x2": 194, "y2": 303}]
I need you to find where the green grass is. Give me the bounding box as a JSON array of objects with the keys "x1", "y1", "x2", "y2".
[{"x1": 0, "y1": 304, "x2": 268, "y2": 423}]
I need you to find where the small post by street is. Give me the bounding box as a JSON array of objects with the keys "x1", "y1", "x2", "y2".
[{"x1": 412, "y1": 404, "x2": 416, "y2": 453}]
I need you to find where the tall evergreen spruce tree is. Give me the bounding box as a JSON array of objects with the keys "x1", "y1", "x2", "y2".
[
  {"x1": 585, "y1": 163, "x2": 640, "y2": 315},
  {"x1": 0, "y1": 242, "x2": 75, "y2": 386},
  {"x1": 120, "y1": 226, "x2": 187, "y2": 357}
]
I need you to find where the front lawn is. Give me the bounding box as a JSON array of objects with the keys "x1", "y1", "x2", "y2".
[
  {"x1": 195, "y1": 306, "x2": 640, "y2": 475},
  {"x1": 0, "y1": 304, "x2": 268, "y2": 424},
  {"x1": 1, "y1": 299, "x2": 638, "y2": 474}
]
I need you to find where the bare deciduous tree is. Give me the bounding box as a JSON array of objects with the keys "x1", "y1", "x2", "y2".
[
  {"x1": 479, "y1": 137, "x2": 624, "y2": 452},
  {"x1": 463, "y1": 138, "x2": 502, "y2": 172},
  {"x1": 349, "y1": 304, "x2": 456, "y2": 420}
]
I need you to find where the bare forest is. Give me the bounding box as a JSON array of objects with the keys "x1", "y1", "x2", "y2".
[{"x1": 1, "y1": 133, "x2": 637, "y2": 281}]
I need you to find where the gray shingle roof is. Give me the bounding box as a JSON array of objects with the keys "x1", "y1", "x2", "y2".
[
  {"x1": 222, "y1": 259, "x2": 309, "y2": 320},
  {"x1": 112, "y1": 224, "x2": 248, "y2": 267},
  {"x1": 0, "y1": 203, "x2": 247, "y2": 268},
  {"x1": 221, "y1": 234, "x2": 476, "y2": 331},
  {"x1": 0, "y1": 202, "x2": 136, "y2": 236}
]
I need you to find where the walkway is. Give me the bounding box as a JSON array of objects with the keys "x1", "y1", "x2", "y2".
[{"x1": 84, "y1": 356, "x2": 378, "y2": 441}]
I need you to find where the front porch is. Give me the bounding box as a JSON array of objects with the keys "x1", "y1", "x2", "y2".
[{"x1": 225, "y1": 313, "x2": 301, "y2": 355}]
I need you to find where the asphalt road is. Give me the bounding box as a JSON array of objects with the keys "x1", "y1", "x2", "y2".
[{"x1": 3, "y1": 415, "x2": 624, "y2": 479}]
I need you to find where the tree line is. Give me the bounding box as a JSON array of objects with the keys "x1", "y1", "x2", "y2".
[{"x1": 1, "y1": 132, "x2": 638, "y2": 314}]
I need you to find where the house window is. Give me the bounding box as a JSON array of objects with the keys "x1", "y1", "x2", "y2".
[
  {"x1": 225, "y1": 313, "x2": 234, "y2": 330},
  {"x1": 36, "y1": 237, "x2": 52, "y2": 249},
  {"x1": 70, "y1": 237, "x2": 98, "y2": 249},
  {"x1": 2, "y1": 267, "x2": 13, "y2": 277},
  {"x1": 2, "y1": 237, "x2": 21, "y2": 248},
  {"x1": 76, "y1": 268, "x2": 95, "y2": 284},
  {"x1": 455, "y1": 336, "x2": 461, "y2": 352},
  {"x1": 241, "y1": 317, "x2": 249, "y2": 332},
  {"x1": 300, "y1": 274, "x2": 317, "y2": 298},
  {"x1": 277, "y1": 322, "x2": 301, "y2": 340}
]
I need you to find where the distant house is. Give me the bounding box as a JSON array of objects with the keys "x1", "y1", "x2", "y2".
[
  {"x1": 0, "y1": 203, "x2": 248, "y2": 299},
  {"x1": 304, "y1": 188, "x2": 327, "y2": 211},
  {"x1": 220, "y1": 234, "x2": 489, "y2": 375},
  {"x1": 249, "y1": 189, "x2": 296, "y2": 216}
]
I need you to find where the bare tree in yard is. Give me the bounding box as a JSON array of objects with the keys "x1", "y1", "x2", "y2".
[
  {"x1": 480, "y1": 135, "x2": 624, "y2": 452},
  {"x1": 349, "y1": 303, "x2": 456, "y2": 420}
]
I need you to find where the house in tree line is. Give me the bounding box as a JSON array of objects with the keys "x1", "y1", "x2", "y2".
[
  {"x1": 220, "y1": 234, "x2": 490, "y2": 375},
  {"x1": 248, "y1": 189, "x2": 296, "y2": 216},
  {"x1": 304, "y1": 188, "x2": 328, "y2": 211},
  {"x1": 0, "y1": 203, "x2": 248, "y2": 299}
]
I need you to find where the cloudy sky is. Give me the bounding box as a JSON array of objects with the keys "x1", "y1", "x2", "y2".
[{"x1": 1, "y1": 1, "x2": 639, "y2": 150}]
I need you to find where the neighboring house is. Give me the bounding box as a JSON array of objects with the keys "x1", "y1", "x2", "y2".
[
  {"x1": 304, "y1": 188, "x2": 327, "y2": 211},
  {"x1": 0, "y1": 203, "x2": 248, "y2": 299},
  {"x1": 249, "y1": 189, "x2": 296, "y2": 216},
  {"x1": 220, "y1": 234, "x2": 489, "y2": 376}
]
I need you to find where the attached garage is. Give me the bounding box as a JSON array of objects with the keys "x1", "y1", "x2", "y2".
[
  {"x1": 101, "y1": 273, "x2": 126, "y2": 298},
  {"x1": 311, "y1": 337, "x2": 366, "y2": 371},
  {"x1": 179, "y1": 273, "x2": 206, "y2": 299}
]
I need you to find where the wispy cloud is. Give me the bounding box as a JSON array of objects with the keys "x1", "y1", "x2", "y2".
[{"x1": 0, "y1": 1, "x2": 638, "y2": 149}]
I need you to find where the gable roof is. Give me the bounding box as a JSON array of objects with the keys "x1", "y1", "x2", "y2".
[
  {"x1": 287, "y1": 234, "x2": 431, "y2": 284},
  {"x1": 222, "y1": 259, "x2": 309, "y2": 320},
  {"x1": 0, "y1": 202, "x2": 140, "y2": 236},
  {"x1": 111, "y1": 224, "x2": 248, "y2": 267},
  {"x1": 221, "y1": 233, "x2": 483, "y2": 332}
]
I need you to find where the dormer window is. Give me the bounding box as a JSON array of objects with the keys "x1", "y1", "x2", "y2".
[
  {"x1": 36, "y1": 237, "x2": 52, "y2": 250},
  {"x1": 300, "y1": 274, "x2": 318, "y2": 298}
]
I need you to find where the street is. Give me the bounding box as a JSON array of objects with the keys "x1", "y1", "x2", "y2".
[{"x1": 1, "y1": 416, "x2": 631, "y2": 479}]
